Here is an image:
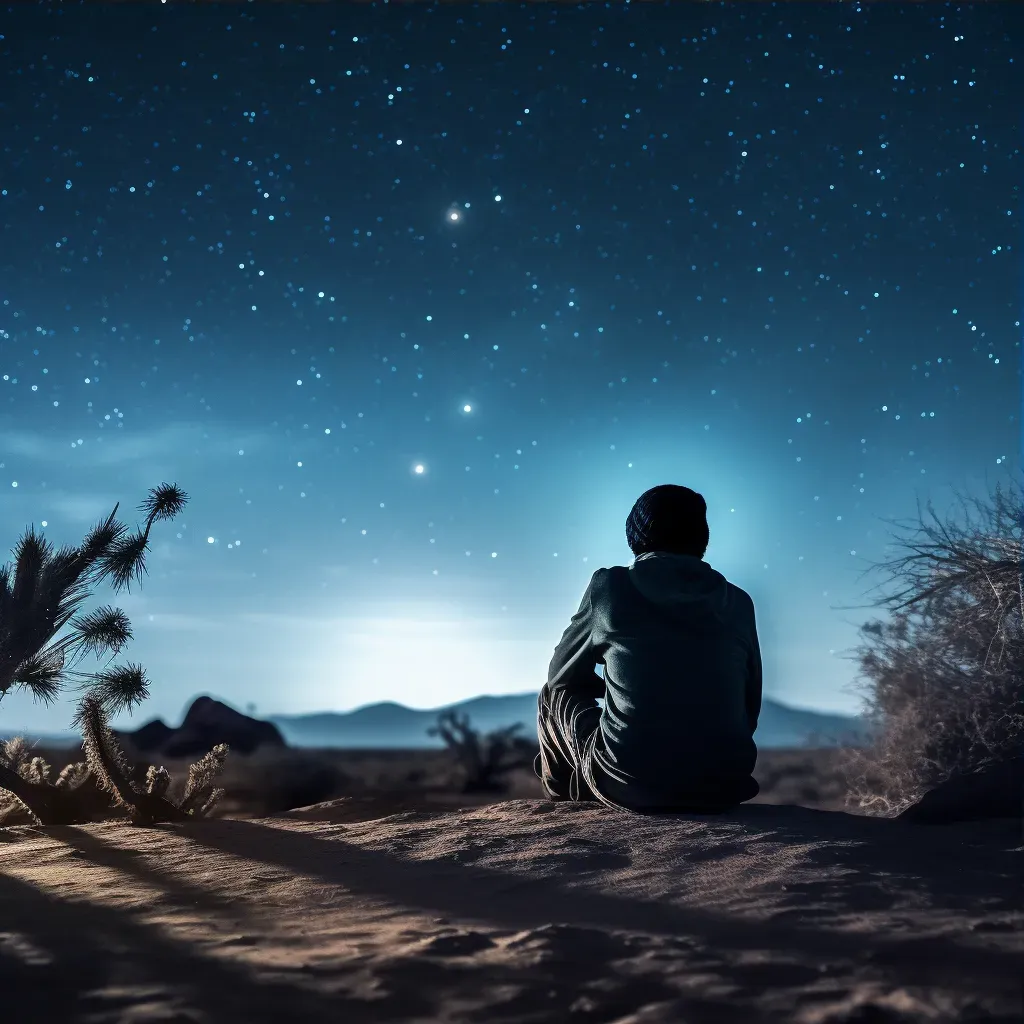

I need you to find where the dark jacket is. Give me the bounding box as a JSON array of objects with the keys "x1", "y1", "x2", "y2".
[{"x1": 546, "y1": 551, "x2": 762, "y2": 810}]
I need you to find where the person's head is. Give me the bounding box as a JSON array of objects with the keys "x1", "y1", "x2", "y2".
[{"x1": 625, "y1": 484, "x2": 709, "y2": 559}]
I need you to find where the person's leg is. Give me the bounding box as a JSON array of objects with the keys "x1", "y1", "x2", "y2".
[{"x1": 535, "y1": 684, "x2": 602, "y2": 801}]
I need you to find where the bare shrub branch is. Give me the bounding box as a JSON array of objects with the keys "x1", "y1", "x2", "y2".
[
  {"x1": 429, "y1": 710, "x2": 537, "y2": 793},
  {"x1": 843, "y1": 480, "x2": 1024, "y2": 815}
]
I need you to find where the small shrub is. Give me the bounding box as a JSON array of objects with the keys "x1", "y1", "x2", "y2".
[
  {"x1": 429, "y1": 710, "x2": 538, "y2": 793},
  {"x1": 244, "y1": 752, "x2": 348, "y2": 813}
]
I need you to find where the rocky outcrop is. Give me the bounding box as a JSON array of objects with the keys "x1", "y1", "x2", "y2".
[
  {"x1": 127, "y1": 718, "x2": 174, "y2": 753},
  {"x1": 897, "y1": 757, "x2": 1023, "y2": 823},
  {"x1": 121, "y1": 697, "x2": 286, "y2": 758}
]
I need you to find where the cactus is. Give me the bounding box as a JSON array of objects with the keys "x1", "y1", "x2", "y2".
[{"x1": 0, "y1": 484, "x2": 227, "y2": 825}]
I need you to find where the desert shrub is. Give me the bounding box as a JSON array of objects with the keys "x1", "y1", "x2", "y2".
[
  {"x1": 843, "y1": 480, "x2": 1024, "y2": 816},
  {"x1": 0, "y1": 483, "x2": 227, "y2": 825},
  {"x1": 235, "y1": 751, "x2": 349, "y2": 814},
  {"x1": 429, "y1": 710, "x2": 538, "y2": 793}
]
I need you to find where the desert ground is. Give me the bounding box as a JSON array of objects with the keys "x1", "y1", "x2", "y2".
[{"x1": 1, "y1": 747, "x2": 1020, "y2": 1022}]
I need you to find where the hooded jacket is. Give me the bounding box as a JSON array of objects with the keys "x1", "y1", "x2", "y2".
[{"x1": 546, "y1": 552, "x2": 762, "y2": 810}]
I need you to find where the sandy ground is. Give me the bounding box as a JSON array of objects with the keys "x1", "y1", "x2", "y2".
[{"x1": 0, "y1": 795, "x2": 1020, "y2": 1023}]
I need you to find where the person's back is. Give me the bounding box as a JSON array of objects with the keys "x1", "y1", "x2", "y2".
[
  {"x1": 584, "y1": 552, "x2": 760, "y2": 809},
  {"x1": 537, "y1": 484, "x2": 762, "y2": 813}
]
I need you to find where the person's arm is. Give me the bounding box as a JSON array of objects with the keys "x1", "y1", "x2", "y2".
[
  {"x1": 746, "y1": 603, "x2": 763, "y2": 734},
  {"x1": 547, "y1": 572, "x2": 606, "y2": 701}
]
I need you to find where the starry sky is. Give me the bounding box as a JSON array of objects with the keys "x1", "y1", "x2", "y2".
[{"x1": 0, "y1": 2, "x2": 1019, "y2": 734}]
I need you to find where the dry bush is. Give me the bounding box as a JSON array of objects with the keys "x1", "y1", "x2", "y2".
[
  {"x1": 843, "y1": 480, "x2": 1024, "y2": 816},
  {"x1": 429, "y1": 710, "x2": 538, "y2": 793}
]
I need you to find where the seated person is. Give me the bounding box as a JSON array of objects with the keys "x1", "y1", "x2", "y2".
[{"x1": 535, "y1": 484, "x2": 762, "y2": 813}]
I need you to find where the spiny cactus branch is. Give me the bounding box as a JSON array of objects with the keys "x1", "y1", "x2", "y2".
[
  {"x1": 0, "y1": 760, "x2": 48, "y2": 823},
  {"x1": 179, "y1": 744, "x2": 228, "y2": 815},
  {"x1": 78, "y1": 694, "x2": 141, "y2": 816}
]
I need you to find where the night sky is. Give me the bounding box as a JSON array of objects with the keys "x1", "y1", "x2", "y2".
[{"x1": 0, "y1": 2, "x2": 1019, "y2": 734}]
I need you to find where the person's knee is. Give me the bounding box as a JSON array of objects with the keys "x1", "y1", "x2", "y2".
[
  {"x1": 537, "y1": 684, "x2": 555, "y2": 719},
  {"x1": 536, "y1": 687, "x2": 560, "y2": 748}
]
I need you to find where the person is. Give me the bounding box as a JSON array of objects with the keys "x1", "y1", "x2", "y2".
[{"x1": 535, "y1": 484, "x2": 762, "y2": 813}]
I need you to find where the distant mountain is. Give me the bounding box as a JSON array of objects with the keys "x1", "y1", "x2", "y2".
[
  {"x1": 3, "y1": 693, "x2": 868, "y2": 752},
  {"x1": 118, "y1": 696, "x2": 287, "y2": 758},
  {"x1": 270, "y1": 693, "x2": 869, "y2": 750}
]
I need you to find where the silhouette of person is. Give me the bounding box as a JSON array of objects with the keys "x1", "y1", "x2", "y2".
[{"x1": 535, "y1": 484, "x2": 762, "y2": 813}]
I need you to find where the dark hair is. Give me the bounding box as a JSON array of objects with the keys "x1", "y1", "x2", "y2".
[{"x1": 625, "y1": 484, "x2": 709, "y2": 558}]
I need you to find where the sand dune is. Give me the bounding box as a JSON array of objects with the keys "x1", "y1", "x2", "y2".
[{"x1": 1, "y1": 798, "x2": 1020, "y2": 1022}]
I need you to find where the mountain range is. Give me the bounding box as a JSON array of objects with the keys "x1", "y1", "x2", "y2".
[
  {"x1": 268, "y1": 693, "x2": 869, "y2": 750},
  {"x1": 5, "y1": 693, "x2": 868, "y2": 751}
]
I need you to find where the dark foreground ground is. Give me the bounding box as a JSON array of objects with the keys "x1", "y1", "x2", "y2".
[
  {"x1": 2, "y1": 746, "x2": 1021, "y2": 1023},
  {"x1": 0, "y1": 792, "x2": 1019, "y2": 1023}
]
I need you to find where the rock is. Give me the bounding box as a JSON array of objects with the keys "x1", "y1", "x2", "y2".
[
  {"x1": 897, "y1": 757, "x2": 1023, "y2": 823},
  {"x1": 121, "y1": 697, "x2": 286, "y2": 758},
  {"x1": 126, "y1": 718, "x2": 174, "y2": 753}
]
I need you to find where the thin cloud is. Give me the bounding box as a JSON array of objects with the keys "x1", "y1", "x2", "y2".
[
  {"x1": 38, "y1": 492, "x2": 121, "y2": 525},
  {"x1": 0, "y1": 422, "x2": 271, "y2": 468},
  {"x1": 135, "y1": 612, "x2": 222, "y2": 632},
  {"x1": 0, "y1": 419, "x2": 276, "y2": 537}
]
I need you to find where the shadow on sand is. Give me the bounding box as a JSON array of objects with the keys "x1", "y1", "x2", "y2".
[
  {"x1": 187, "y1": 799, "x2": 1022, "y2": 992},
  {"x1": 0, "y1": 799, "x2": 1019, "y2": 1023}
]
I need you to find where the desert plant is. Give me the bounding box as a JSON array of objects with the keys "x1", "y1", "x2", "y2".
[
  {"x1": 842, "y1": 480, "x2": 1024, "y2": 815},
  {"x1": 0, "y1": 482, "x2": 226, "y2": 825},
  {"x1": 428, "y1": 710, "x2": 538, "y2": 793},
  {"x1": 78, "y1": 694, "x2": 227, "y2": 822},
  {"x1": 230, "y1": 750, "x2": 348, "y2": 814},
  {"x1": 0, "y1": 737, "x2": 103, "y2": 825},
  {"x1": 0, "y1": 701, "x2": 227, "y2": 825}
]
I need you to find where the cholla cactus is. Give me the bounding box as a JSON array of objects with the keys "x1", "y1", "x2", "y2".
[
  {"x1": 145, "y1": 764, "x2": 171, "y2": 798},
  {"x1": 179, "y1": 743, "x2": 228, "y2": 817},
  {"x1": 0, "y1": 698, "x2": 228, "y2": 826},
  {"x1": 0, "y1": 738, "x2": 100, "y2": 825},
  {"x1": 77, "y1": 694, "x2": 227, "y2": 824},
  {"x1": 0, "y1": 483, "x2": 228, "y2": 825}
]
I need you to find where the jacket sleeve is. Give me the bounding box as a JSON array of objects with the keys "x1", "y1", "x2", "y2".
[
  {"x1": 546, "y1": 571, "x2": 606, "y2": 700},
  {"x1": 746, "y1": 602, "x2": 763, "y2": 734}
]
